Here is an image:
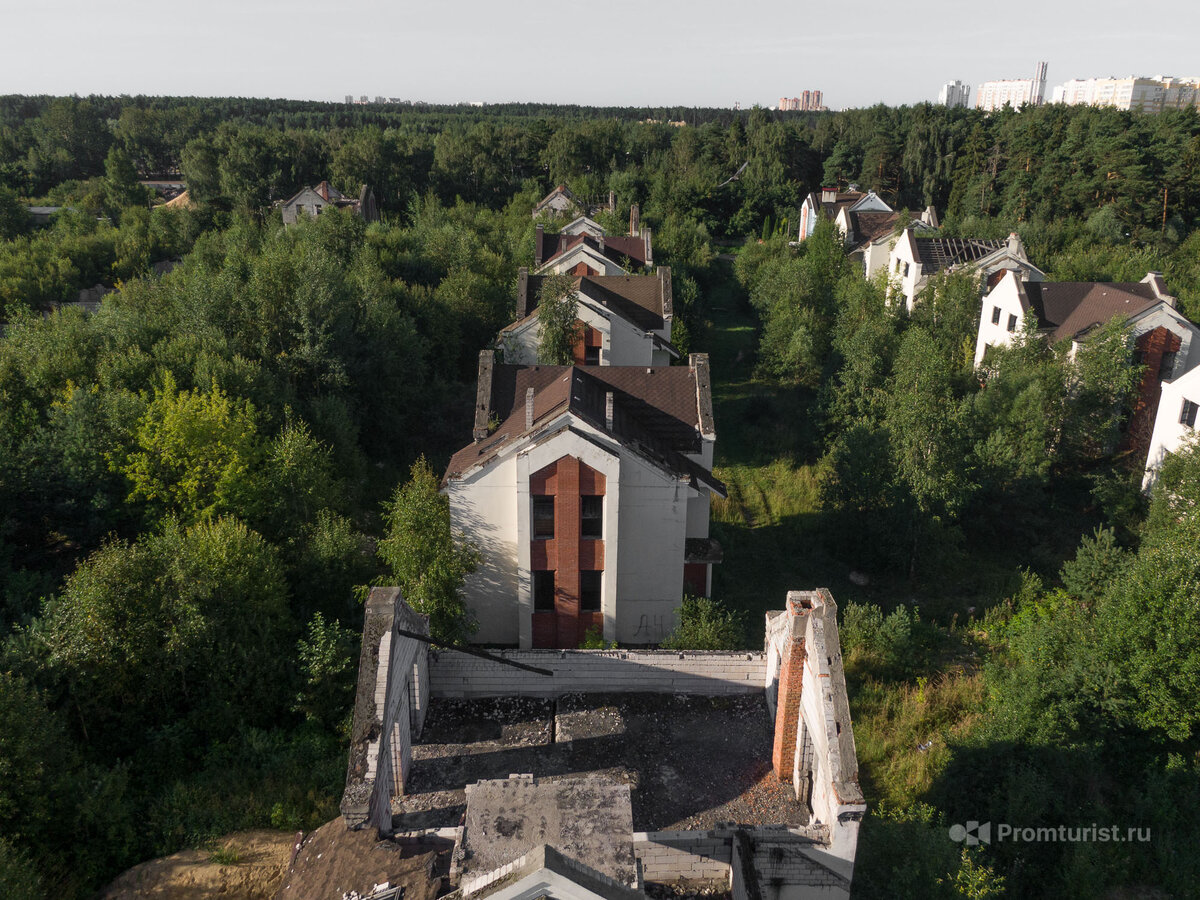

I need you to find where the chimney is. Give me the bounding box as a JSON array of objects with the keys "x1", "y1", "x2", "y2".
[
  {"x1": 525, "y1": 387, "x2": 535, "y2": 430},
  {"x1": 659, "y1": 266, "x2": 673, "y2": 325},
  {"x1": 534, "y1": 224, "x2": 544, "y2": 266},
  {"x1": 821, "y1": 187, "x2": 837, "y2": 203},
  {"x1": 629, "y1": 202, "x2": 640, "y2": 237},
  {"x1": 605, "y1": 391, "x2": 614, "y2": 431},
  {"x1": 472, "y1": 350, "x2": 495, "y2": 441},
  {"x1": 608, "y1": 190, "x2": 616, "y2": 213},
  {"x1": 1142, "y1": 271, "x2": 1174, "y2": 306},
  {"x1": 599, "y1": 235, "x2": 605, "y2": 253},
  {"x1": 644, "y1": 226, "x2": 653, "y2": 268},
  {"x1": 924, "y1": 205, "x2": 939, "y2": 228},
  {"x1": 1006, "y1": 231, "x2": 1023, "y2": 257},
  {"x1": 771, "y1": 591, "x2": 818, "y2": 782},
  {"x1": 517, "y1": 267, "x2": 529, "y2": 317}
]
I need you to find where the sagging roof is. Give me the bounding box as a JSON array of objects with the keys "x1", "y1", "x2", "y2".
[
  {"x1": 513, "y1": 269, "x2": 672, "y2": 333},
  {"x1": 532, "y1": 184, "x2": 579, "y2": 217},
  {"x1": 446, "y1": 356, "x2": 723, "y2": 496},
  {"x1": 1019, "y1": 278, "x2": 1167, "y2": 342}
]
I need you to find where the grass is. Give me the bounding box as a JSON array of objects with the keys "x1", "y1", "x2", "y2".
[{"x1": 206, "y1": 842, "x2": 243, "y2": 866}]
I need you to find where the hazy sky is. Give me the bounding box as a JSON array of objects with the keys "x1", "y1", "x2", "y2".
[{"x1": 3, "y1": 0, "x2": 1198, "y2": 109}]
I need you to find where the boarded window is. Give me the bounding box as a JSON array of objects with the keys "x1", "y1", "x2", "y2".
[
  {"x1": 991, "y1": 306, "x2": 1001, "y2": 325},
  {"x1": 1181, "y1": 399, "x2": 1199, "y2": 429}
]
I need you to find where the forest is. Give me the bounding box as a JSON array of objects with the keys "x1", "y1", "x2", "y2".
[{"x1": 2, "y1": 94, "x2": 1200, "y2": 898}]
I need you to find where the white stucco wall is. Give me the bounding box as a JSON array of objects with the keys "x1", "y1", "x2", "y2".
[
  {"x1": 448, "y1": 455, "x2": 522, "y2": 645},
  {"x1": 974, "y1": 273, "x2": 1027, "y2": 366},
  {"x1": 538, "y1": 245, "x2": 629, "y2": 276},
  {"x1": 1143, "y1": 366, "x2": 1200, "y2": 489},
  {"x1": 499, "y1": 303, "x2": 661, "y2": 368}
]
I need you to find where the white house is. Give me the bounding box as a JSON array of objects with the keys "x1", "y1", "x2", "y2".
[
  {"x1": 889, "y1": 230, "x2": 1046, "y2": 312},
  {"x1": 797, "y1": 188, "x2": 891, "y2": 242},
  {"x1": 976, "y1": 270, "x2": 1200, "y2": 457},
  {"x1": 560, "y1": 214, "x2": 605, "y2": 238},
  {"x1": 532, "y1": 185, "x2": 583, "y2": 219},
  {"x1": 834, "y1": 206, "x2": 938, "y2": 279},
  {"x1": 499, "y1": 268, "x2": 677, "y2": 368},
  {"x1": 444, "y1": 353, "x2": 724, "y2": 648},
  {"x1": 1143, "y1": 364, "x2": 1200, "y2": 489}
]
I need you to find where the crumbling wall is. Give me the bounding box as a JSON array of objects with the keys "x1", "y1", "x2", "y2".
[
  {"x1": 763, "y1": 590, "x2": 865, "y2": 898},
  {"x1": 427, "y1": 649, "x2": 767, "y2": 698},
  {"x1": 340, "y1": 588, "x2": 430, "y2": 832}
]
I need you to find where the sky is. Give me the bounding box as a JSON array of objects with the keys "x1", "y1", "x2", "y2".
[{"x1": 2, "y1": 0, "x2": 1199, "y2": 109}]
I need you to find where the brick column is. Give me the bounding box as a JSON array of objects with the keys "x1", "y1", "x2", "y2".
[{"x1": 771, "y1": 594, "x2": 812, "y2": 782}]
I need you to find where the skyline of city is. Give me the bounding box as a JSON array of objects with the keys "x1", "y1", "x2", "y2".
[{"x1": 3, "y1": 0, "x2": 1199, "y2": 109}]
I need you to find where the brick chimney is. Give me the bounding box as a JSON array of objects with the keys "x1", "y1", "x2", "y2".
[
  {"x1": 821, "y1": 187, "x2": 837, "y2": 203},
  {"x1": 517, "y1": 267, "x2": 529, "y2": 318},
  {"x1": 771, "y1": 591, "x2": 818, "y2": 782},
  {"x1": 643, "y1": 226, "x2": 653, "y2": 268},
  {"x1": 472, "y1": 350, "x2": 495, "y2": 441},
  {"x1": 605, "y1": 391, "x2": 614, "y2": 431},
  {"x1": 629, "y1": 203, "x2": 640, "y2": 237},
  {"x1": 534, "y1": 224, "x2": 544, "y2": 267},
  {"x1": 525, "y1": 387, "x2": 535, "y2": 430}
]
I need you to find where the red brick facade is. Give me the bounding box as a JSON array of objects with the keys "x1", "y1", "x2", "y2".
[
  {"x1": 1126, "y1": 326, "x2": 1183, "y2": 455},
  {"x1": 572, "y1": 323, "x2": 603, "y2": 366},
  {"x1": 530, "y1": 455, "x2": 606, "y2": 648},
  {"x1": 772, "y1": 632, "x2": 806, "y2": 782}
]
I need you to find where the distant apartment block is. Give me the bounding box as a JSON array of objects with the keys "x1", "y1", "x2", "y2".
[
  {"x1": 778, "y1": 91, "x2": 825, "y2": 111},
  {"x1": 1051, "y1": 75, "x2": 1200, "y2": 113},
  {"x1": 938, "y1": 80, "x2": 970, "y2": 108},
  {"x1": 976, "y1": 61, "x2": 1048, "y2": 111}
]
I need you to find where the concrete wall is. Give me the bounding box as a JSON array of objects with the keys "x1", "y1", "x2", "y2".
[
  {"x1": 341, "y1": 588, "x2": 430, "y2": 832},
  {"x1": 974, "y1": 271, "x2": 1025, "y2": 366},
  {"x1": 428, "y1": 648, "x2": 767, "y2": 698}
]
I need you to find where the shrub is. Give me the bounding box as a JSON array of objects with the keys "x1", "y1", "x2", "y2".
[{"x1": 660, "y1": 596, "x2": 743, "y2": 650}]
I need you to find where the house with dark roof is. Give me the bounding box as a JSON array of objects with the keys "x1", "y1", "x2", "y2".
[
  {"x1": 533, "y1": 186, "x2": 618, "y2": 221},
  {"x1": 280, "y1": 181, "x2": 379, "y2": 225},
  {"x1": 443, "y1": 352, "x2": 724, "y2": 648},
  {"x1": 1143, "y1": 364, "x2": 1200, "y2": 490},
  {"x1": 835, "y1": 206, "x2": 939, "y2": 278},
  {"x1": 535, "y1": 205, "x2": 651, "y2": 276},
  {"x1": 976, "y1": 269, "x2": 1200, "y2": 454},
  {"x1": 798, "y1": 188, "x2": 892, "y2": 242},
  {"x1": 888, "y1": 228, "x2": 1046, "y2": 312},
  {"x1": 499, "y1": 268, "x2": 677, "y2": 367}
]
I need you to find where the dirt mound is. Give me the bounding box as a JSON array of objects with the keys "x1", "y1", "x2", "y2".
[{"x1": 100, "y1": 830, "x2": 296, "y2": 900}]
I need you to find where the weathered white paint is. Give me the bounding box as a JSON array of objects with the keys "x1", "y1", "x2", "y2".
[
  {"x1": 450, "y1": 416, "x2": 714, "y2": 647},
  {"x1": 1143, "y1": 364, "x2": 1200, "y2": 489},
  {"x1": 537, "y1": 243, "x2": 630, "y2": 276},
  {"x1": 500, "y1": 298, "x2": 669, "y2": 368},
  {"x1": 974, "y1": 270, "x2": 1028, "y2": 366}
]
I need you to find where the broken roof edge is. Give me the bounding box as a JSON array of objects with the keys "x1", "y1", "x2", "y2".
[{"x1": 465, "y1": 843, "x2": 644, "y2": 900}]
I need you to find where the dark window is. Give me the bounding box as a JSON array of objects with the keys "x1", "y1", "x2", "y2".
[
  {"x1": 1160, "y1": 350, "x2": 1178, "y2": 381},
  {"x1": 581, "y1": 495, "x2": 603, "y2": 538},
  {"x1": 533, "y1": 570, "x2": 556, "y2": 611},
  {"x1": 580, "y1": 571, "x2": 602, "y2": 612},
  {"x1": 533, "y1": 495, "x2": 554, "y2": 539},
  {"x1": 1007, "y1": 314, "x2": 1018, "y2": 333},
  {"x1": 584, "y1": 345, "x2": 601, "y2": 365},
  {"x1": 1181, "y1": 399, "x2": 1199, "y2": 429},
  {"x1": 991, "y1": 306, "x2": 1001, "y2": 325}
]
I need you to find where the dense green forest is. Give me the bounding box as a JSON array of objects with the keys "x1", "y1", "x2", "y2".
[{"x1": 2, "y1": 95, "x2": 1200, "y2": 898}]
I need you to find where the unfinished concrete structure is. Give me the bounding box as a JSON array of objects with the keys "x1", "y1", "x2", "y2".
[{"x1": 280, "y1": 587, "x2": 863, "y2": 899}]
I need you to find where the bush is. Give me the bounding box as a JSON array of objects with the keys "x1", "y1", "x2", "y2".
[{"x1": 660, "y1": 596, "x2": 743, "y2": 650}]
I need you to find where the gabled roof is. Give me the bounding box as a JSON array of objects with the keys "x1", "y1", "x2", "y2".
[
  {"x1": 532, "y1": 184, "x2": 579, "y2": 217},
  {"x1": 1018, "y1": 279, "x2": 1165, "y2": 342},
  {"x1": 515, "y1": 270, "x2": 671, "y2": 333},
  {"x1": 446, "y1": 357, "x2": 723, "y2": 495},
  {"x1": 536, "y1": 230, "x2": 651, "y2": 270}
]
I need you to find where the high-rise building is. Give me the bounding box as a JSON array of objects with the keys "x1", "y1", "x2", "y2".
[
  {"x1": 344, "y1": 95, "x2": 353, "y2": 104},
  {"x1": 976, "y1": 62, "x2": 1049, "y2": 111},
  {"x1": 778, "y1": 91, "x2": 825, "y2": 112},
  {"x1": 938, "y1": 80, "x2": 970, "y2": 108},
  {"x1": 1051, "y1": 75, "x2": 1200, "y2": 113}
]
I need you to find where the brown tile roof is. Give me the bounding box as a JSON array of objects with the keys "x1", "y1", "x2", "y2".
[
  {"x1": 537, "y1": 232, "x2": 650, "y2": 269},
  {"x1": 519, "y1": 273, "x2": 668, "y2": 332},
  {"x1": 808, "y1": 190, "x2": 868, "y2": 218},
  {"x1": 847, "y1": 210, "x2": 902, "y2": 247},
  {"x1": 445, "y1": 361, "x2": 722, "y2": 494},
  {"x1": 1022, "y1": 281, "x2": 1160, "y2": 342}
]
